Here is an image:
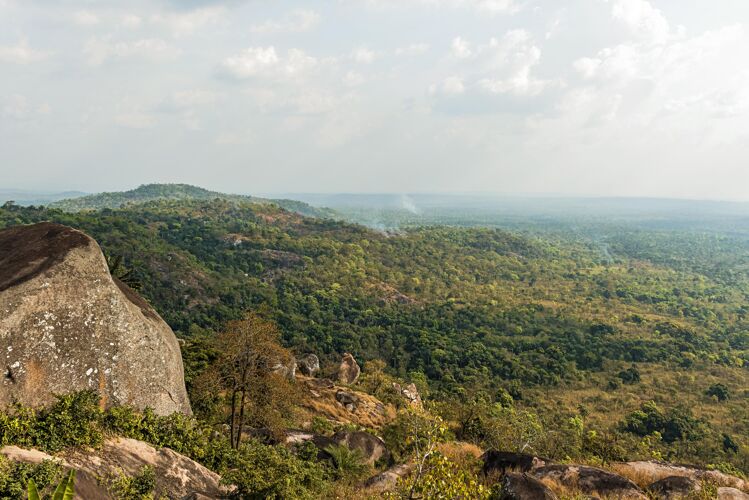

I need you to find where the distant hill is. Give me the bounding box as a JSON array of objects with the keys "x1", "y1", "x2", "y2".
[
  {"x1": 0, "y1": 189, "x2": 88, "y2": 207},
  {"x1": 49, "y1": 183, "x2": 334, "y2": 218}
]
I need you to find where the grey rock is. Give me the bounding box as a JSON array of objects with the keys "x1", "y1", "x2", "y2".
[
  {"x1": 499, "y1": 472, "x2": 558, "y2": 500},
  {"x1": 337, "y1": 353, "x2": 361, "y2": 384},
  {"x1": 482, "y1": 451, "x2": 550, "y2": 480},
  {"x1": 335, "y1": 389, "x2": 359, "y2": 411},
  {"x1": 534, "y1": 464, "x2": 647, "y2": 500},
  {"x1": 719, "y1": 487, "x2": 749, "y2": 499},
  {"x1": 330, "y1": 430, "x2": 390, "y2": 465},
  {"x1": 392, "y1": 382, "x2": 422, "y2": 408},
  {"x1": 297, "y1": 353, "x2": 320, "y2": 377},
  {"x1": 0, "y1": 223, "x2": 190, "y2": 415},
  {"x1": 648, "y1": 475, "x2": 701, "y2": 499},
  {"x1": 365, "y1": 464, "x2": 414, "y2": 493}
]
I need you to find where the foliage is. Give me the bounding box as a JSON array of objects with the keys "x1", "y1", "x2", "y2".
[
  {"x1": 389, "y1": 453, "x2": 489, "y2": 500},
  {"x1": 101, "y1": 466, "x2": 157, "y2": 500},
  {"x1": 0, "y1": 457, "x2": 61, "y2": 500},
  {"x1": 28, "y1": 470, "x2": 75, "y2": 500},
  {"x1": 323, "y1": 444, "x2": 369, "y2": 482},
  {"x1": 706, "y1": 383, "x2": 730, "y2": 401},
  {"x1": 620, "y1": 401, "x2": 706, "y2": 444},
  {"x1": 220, "y1": 439, "x2": 329, "y2": 499}
]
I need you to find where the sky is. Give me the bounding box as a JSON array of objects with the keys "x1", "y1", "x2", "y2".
[{"x1": 1, "y1": 0, "x2": 749, "y2": 199}]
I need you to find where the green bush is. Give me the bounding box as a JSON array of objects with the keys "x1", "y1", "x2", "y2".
[{"x1": 0, "y1": 456, "x2": 62, "y2": 500}]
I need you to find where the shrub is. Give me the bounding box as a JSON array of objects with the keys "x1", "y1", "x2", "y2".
[
  {"x1": 0, "y1": 457, "x2": 62, "y2": 500},
  {"x1": 706, "y1": 383, "x2": 730, "y2": 401},
  {"x1": 323, "y1": 444, "x2": 368, "y2": 483},
  {"x1": 101, "y1": 466, "x2": 157, "y2": 500}
]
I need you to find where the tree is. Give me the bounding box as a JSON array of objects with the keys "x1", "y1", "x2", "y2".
[{"x1": 215, "y1": 314, "x2": 297, "y2": 448}]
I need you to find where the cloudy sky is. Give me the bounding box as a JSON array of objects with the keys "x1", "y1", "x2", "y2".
[{"x1": 2, "y1": 0, "x2": 749, "y2": 199}]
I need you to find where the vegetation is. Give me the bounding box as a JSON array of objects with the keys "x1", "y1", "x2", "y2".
[{"x1": 3, "y1": 192, "x2": 749, "y2": 494}]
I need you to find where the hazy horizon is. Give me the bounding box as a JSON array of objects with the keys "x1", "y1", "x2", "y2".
[{"x1": 2, "y1": 0, "x2": 749, "y2": 199}]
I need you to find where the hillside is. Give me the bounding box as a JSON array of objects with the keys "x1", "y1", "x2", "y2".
[
  {"x1": 2, "y1": 197, "x2": 749, "y2": 485},
  {"x1": 47, "y1": 183, "x2": 334, "y2": 218}
]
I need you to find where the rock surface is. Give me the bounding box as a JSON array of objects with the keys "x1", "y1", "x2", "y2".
[
  {"x1": 499, "y1": 472, "x2": 558, "y2": 500},
  {"x1": 719, "y1": 487, "x2": 749, "y2": 499},
  {"x1": 365, "y1": 464, "x2": 414, "y2": 493},
  {"x1": 0, "y1": 222, "x2": 190, "y2": 415},
  {"x1": 392, "y1": 382, "x2": 422, "y2": 408},
  {"x1": 64, "y1": 437, "x2": 225, "y2": 499},
  {"x1": 482, "y1": 451, "x2": 550, "y2": 479},
  {"x1": 648, "y1": 475, "x2": 701, "y2": 499},
  {"x1": 297, "y1": 353, "x2": 320, "y2": 377},
  {"x1": 336, "y1": 389, "x2": 359, "y2": 411},
  {"x1": 337, "y1": 353, "x2": 361, "y2": 384},
  {"x1": 330, "y1": 430, "x2": 390, "y2": 465},
  {"x1": 534, "y1": 464, "x2": 647, "y2": 499},
  {"x1": 615, "y1": 461, "x2": 749, "y2": 492}
]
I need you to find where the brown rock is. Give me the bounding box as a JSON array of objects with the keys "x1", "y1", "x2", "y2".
[
  {"x1": 392, "y1": 382, "x2": 422, "y2": 408},
  {"x1": 0, "y1": 223, "x2": 190, "y2": 415},
  {"x1": 719, "y1": 487, "x2": 749, "y2": 499},
  {"x1": 337, "y1": 353, "x2": 360, "y2": 384},
  {"x1": 533, "y1": 464, "x2": 647, "y2": 500},
  {"x1": 64, "y1": 437, "x2": 225, "y2": 499},
  {"x1": 365, "y1": 464, "x2": 415, "y2": 493},
  {"x1": 297, "y1": 353, "x2": 320, "y2": 377},
  {"x1": 482, "y1": 451, "x2": 550, "y2": 480}
]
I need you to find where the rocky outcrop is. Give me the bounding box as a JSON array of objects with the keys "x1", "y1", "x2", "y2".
[
  {"x1": 0, "y1": 223, "x2": 190, "y2": 415},
  {"x1": 534, "y1": 464, "x2": 647, "y2": 499},
  {"x1": 336, "y1": 389, "x2": 359, "y2": 411},
  {"x1": 65, "y1": 437, "x2": 224, "y2": 499},
  {"x1": 392, "y1": 382, "x2": 422, "y2": 408},
  {"x1": 648, "y1": 475, "x2": 702, "y2": 499},
  {"x1": 482, "y1": 451, "x2": 550, "y2": 479},
  {"x1": 1, "y1": 438, "x2": 223, "y2": 499},
  {"x1": 719, "y1": 487, "x2": 749, "y2": 499},
  {"x1": 499, "y1": 472, "x2": 558, "y2": 500},
  {"x1": 615, "y1": 461, "x2": 749, "y2": 492},
  {"x1": 337, "y1": 353, "x2": 360, "y2": 384},
  {"x1": 330, "y1": 430, "x2": 390, "y2": 465},
  {"x1": 297, "y1": 353, "x2": 320, "y2": 377},
  {"x1": 365, "y1": 464, "x2": 414, "y2": 493}
]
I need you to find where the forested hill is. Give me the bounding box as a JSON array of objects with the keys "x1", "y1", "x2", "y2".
[
  {"x1": 2, "y1": 198, "x2": 749, "y2": 473},
  {"x1": 48, "y1": 183, "x2": 334, "y2": 218}
]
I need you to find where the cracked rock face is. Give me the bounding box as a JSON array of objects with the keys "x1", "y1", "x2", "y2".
[{"x1": 0, "y1": 222, "x2": 191, "y2": 415}]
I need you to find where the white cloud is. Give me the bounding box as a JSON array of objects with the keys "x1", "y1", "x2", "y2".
[
  {"x1": 351, "y1": 47, "x2": 379, "y2": 64},
  {"x1": 611, "y1": 0, "x2": 674, "y2": 44},
  {"x1": 221, "y1": 47, "x2": 317, "y2": 80},
  {"x1": 122, "y1": 14, "x2": 143, "y2": 29},
  {"x1": 115, "y1": 110, "x2": 156, "y2": 129},
  {"x1": 73, "y1": 10, "x2": 99, "y2": 26},
  {"x1": 361, "y1": 0, "x2": 519, "y2": 14},
  {"x1": 429, "y1": 76, "x2": 465, "y2": 95},
  {"x1": 344, "y1": 71, "x2": 366, "y2": 86},
  {"x1": 84, "y1": 37, "x2": 179, "y2": 66},
  {"x1": 0, "y1": 39, "x2": 49, "y2": 64},
  {"x1": 151, "y1": 6, "x2": 225, "y2": 37},
  {"x1": 250, "y1": 9, "x2": 320, "y2": 34},
  {"x1": 451, "y1": 37, "x2": 473, "y2": 59},
  {"x1": 395, "y1": 43, "x2": 430, "y2": 56}
]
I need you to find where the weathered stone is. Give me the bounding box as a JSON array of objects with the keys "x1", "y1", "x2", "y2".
[
  {"x1": 337, "y1": 353, "x2": 361, "y2": 384},
  {"x1": 330, "y1": 430, "x2": 390, "y2": 465},
  {"x1": 718, "y1": 487, "x2": 749, "y2": 499},
  {"x1": 648, "y1": 475, "x2": 701, "y2": 499},
  {"x1": 64, "y1": 437, "x2": 225, "y2": 499},
  {"x1": 499, "y1": 472, "x2": 558, "y2": 500},
  {"x1": 365, "y1": 464, "x2": 415, "y2": 493},
  {"x1": 336, "y1": 389, "x2": 359, "y2": 411},
  {"x1": 482, "y1": 451, "x2": 550, "y2": 480},
  {"x1": 615, "y1": 461, "x2": 749, "y2": 492},
  {"x1": 533, "y1": 464, "x2": 647, "y2": 500},
  {"x1": 392, "y1": 382, "x2": 422, "y2": 408},
  {"x1": 0, "y1": 223, "x2": 190, "y2": 415},
  {"x1": 297, "y1": 353, "x2": 320, "y2": 377},
  {"x1": 271, "y1": 357, "x2": 297, "y2": 380}
]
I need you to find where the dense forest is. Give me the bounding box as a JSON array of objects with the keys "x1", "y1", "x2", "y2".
[{"x1": 2, "y1": 191, "x2": 749, "y2": 484}]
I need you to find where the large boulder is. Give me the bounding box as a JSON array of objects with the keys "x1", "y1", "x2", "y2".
[
  {"x1": 533, "y1": 464, "x2": 647, "y2": 499},
  {"x1": 719, "y1": 487, "x2": 749, "y2": 499},
  {"x1": 0, "y1": 223, "x2": 190, "y2": 415},
  {"x1": 482, "y1": 451, "x2": 550, "y2": 480},
  {"x1": 297, "y1": 353, "x2": 320, "y2": 377},
  {"x1": 648, "y1": 476, "x2": 702, "y2": 499},
  {"x1": 330, "y1": 430, "x2": 390, "y2": 465},
  {"x1": 392, "y1": 382, "x2": 422, "y2": 408},
  {"x1": 499, "y1": 472, "x2": 558, "y2": 500},
  {"x1": 365, "y1": 464, "x2": 414, "y2": 493},
  {"x1": 337, "y1": 353, "x2": 361, "y2": 384},
  {"x1": 615, "y1": 461, "x2": 749, "y2": 491}
]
